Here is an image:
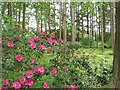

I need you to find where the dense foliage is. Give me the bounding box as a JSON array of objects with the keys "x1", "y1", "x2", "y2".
[{"x1": 1, "y1": 27, "x2": 113, "y2": 89}]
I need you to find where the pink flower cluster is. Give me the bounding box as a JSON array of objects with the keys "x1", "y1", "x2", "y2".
[
  {"x1": 0, "y1": 38, "x2": 2, "y2": 44},
  {"x1": 32, "y1": 66, "x2": 45, "y2": 74},
  {"x1": 15, "y1": 54, "x2": 22, "y2": 62},
  {"x1": 51, "y1": 68, "x2": 57, "y2": 75},
  {"x1": 40, "y1": 32, "x2": 46, "y2": 36},
  {"x1": 8, "y1": 42, "x2": 14, "y2": 47},
  {"x1": 69, "y1": 84, "x2": 78, "y2": 90},
  {"x1": 47, "y1": 39, "x2": 57, "y2": 45},
  {"x1": 39, "y1": 44, "x2": 45, "y2": 50},
  {"x1": 10, "y1": 76, "x2": 34, "y2": 89}
]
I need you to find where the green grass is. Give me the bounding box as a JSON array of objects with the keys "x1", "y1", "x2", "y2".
[{"x1": 75, "y1": 48, "x2": 113, "y2": 64}]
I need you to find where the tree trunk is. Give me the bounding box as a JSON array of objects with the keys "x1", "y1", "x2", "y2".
[
  {"x1": 35, "y1": 6, "x2": 40, "y2": 32},
  {"x1": 113, "y1": 2, "x2": 120, "y2": 88},
  {"x1": 63, "y1": 1, "x2": 67, "y2": 42},
  {"x1": 110, "y1": 2, "x2": 115, "y2": 50},
  {"x1": 102, "y1": 3, "x2": 106, "y2": 43},
  {"x1": 48, "y1": 2, "x2": 51, "y2": 34},
  {"x1": 71, "y1": 4, "x2": 75, "y2": 44},
  {"x1": 53, "y1": 1, "x2": 56, "y2": 30},
  {"x1": 8, "y1": 2, "x2": 12, "y2": 17},
  {"x1": 101, "y1": 8, "x2": 104, "y2": 52},
  {"x1": 18, "y1": 3, "x2": 21, "y2": 24},
  {"x1": 22, "y1": 3, "x2": 26, "y2": 29},
  {"x1": 2, "y1": 2, "x2": 6, "y2": 16},
  {"x1": 59, "y1": 1, "x2": 62, "y2": 39},
  {"x1": 86, "y1": 7, "x2": 89, "y2": 34}
]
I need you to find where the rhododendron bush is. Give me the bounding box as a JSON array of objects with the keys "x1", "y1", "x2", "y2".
[{"x1": 1, "y1": 28, "x2": 112, "y2": 89}]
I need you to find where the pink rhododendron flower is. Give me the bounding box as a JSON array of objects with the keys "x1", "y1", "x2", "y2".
[
  {"x1": 25, "y1": 80, "x2": 34, "y2": 86},
  {"x1": 0, "y1": 38, "x2": 2, "y2": 44},
  {"x1": 69, "y1": 84, "x2": 78, "y2": 90},
  {"x1": 30, "y1": 43, "x2": 36, "y2": 49},
  {"x1": 40, "y1": 32, "x2": 46, "y2": 36},
  {"x1": 43, "y1": 32, "x2": 46, "y2": 36},
  {"x1": 32, "y1": 66, "x2": 39, "y2": 73},
  {"x1": 10, "y1": 84, "x2": 13, "y2": 88},
  {"x1": 19, "y1": 76, "x2": 26, "y2": 84},
  {"x1": 50, "y1": 34, "x2": 55, "y2": 39},
  {"x1": 39, "y1": 38, "x2": 43, "y2": 41},
  {"x1": 27, "y1": 65, "x2": 31, "y2": 69},
  {"x1": 64, "y1": 67, "x2": 68, "y2": 72},
  {"x1": 48, "y1": 47, "x2": 54, "y2": 51},
  {"x1": 30, "y1": 59, "x2": 35, "y2": 64},
  {"x1": 0, "y1": 87, "x2": 8, "y2": 90},
  {"x1": 15, "y1": 54, "x2": 22, "y2": 62},
  {"x1": 34, "y1": 36, "x2": 38, "y2": 41},
  {"x1": 38, "y1": 67, "x2": 44, "y2": 74},
  {"x1": 39, "y1": 44, "x2": 45, "y2": 50},
  {"x1": 43, "y1": 39, "x2": 47, "y2": 42},
  {"x1": 8, "y1": 38, "x2": 11, "y2": 41},
  {"x1": 23, "y1": 27, "x2": 26, "y2": 31},
  {"x1": 26, "y1": 70, "x2": 33, "y2": 78},
  {"x1": 43, "y1": 82, "x2": 49, "y2": 88},
  {"x1": 8, "y1": 42, "x2": 14, "y2": 47},
  {"x1": 28, "y1": 38, "x2": 34, "y2": 43},
  {"x1": 51, "y1": 68, "x2": 57, "y2": 75},
  {"x1": 1, "y1": 80, "x2": 9, "y2": 86},
  {"x1": 58, "y1": 38, "x2": 64, "y2": 42},
  {"x1": 12, "y1": 82, "x2": 21, "y2": 89},
  {"x1": 52, "y1": 40, "x2": 57, "y2": 45},
  {"x1": 17, "y1": 36, "x2": 20, "y2": 41},
  {"x1": 48, "y1": 39, "x2": 53, "y2": 45}
]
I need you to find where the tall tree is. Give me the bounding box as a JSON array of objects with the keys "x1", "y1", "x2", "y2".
[
  {"x1": 63, "y1": 1, "x2": 67, "y2": 42},
  {"x1": 113, "y1": 1, "x2": 120, "y2": 88},
  {"x1": 22, "y1": 3, "x2": 26, "y2": 29},
  {"x1": 110, "y1": 2, "x2": 115, "y2": 50},
  {"x1": 59, "y1": 1, "x2": 62, "y2": 38},
  {"x1": 2, "y1": 3, "x2": 6, "y2": 16},
  {"x1": 18, "y1": 3, "x2": 21, "y2": 24},
  {"x1": 101, "y1": 3, "x2": 106, "y2": 52},
  {"x1": 71, "y1": 3, "x2": 75, "y2": 44}
]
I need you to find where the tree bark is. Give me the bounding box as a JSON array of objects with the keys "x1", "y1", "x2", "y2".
[
  {"x1": 110, "y1": 2, "x2": 115, "y2": 50},
  {"x1": 71, "y1": 3, "x2": 75, "y2": 44},
  {"x1": 63, "y1": 1, "x2": 67, "y2": 42},
  {"x1": 101, "y1": 7, "x2": 104, "y2": 52},
  {"x1": 113, "y1": 2, "x2": 120, "y2": 88},
  {"x1": 59, "y1": 1, "x2": 62, "y2": 39},
  {"x1": 22, "y1": 3, "x2": 26, "y2": 29},
  {"x1": 18, "y1": 3, "x2": 21, "y2": 24},
  {"x1": 102, "y1": 3, "x2": 106, "y2": 43},
  {"x1": 2, "y1": 2, "x2": 6, "y2": 16}
]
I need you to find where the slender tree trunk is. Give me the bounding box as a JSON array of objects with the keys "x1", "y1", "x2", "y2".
[
  {"x1": 113, "y1": 2, "x2": 120, "y2": 88},
  {"x1": 8, "y1": 2, "x2": 12, "y2": 17},
  {"x1": 48, "y1": 2, "x2": 51, "y2": 34},
  {"x1": 35, "y1": 6, "x2": 40, "y2": 32},
  {"x1": 53, "y1": 1, "x2": 56, "y2": 30},
  {"x1": 16, "y1": 8, "x2": 17, "y2": 23},
  {"x1": 71, "y1": 4, "x2": 75, "y2": 44},
  {"x1": 63, "y1": 1, "x2": 67, "y2": 42},
  {"x1": 102, "y1": 3, "x2": 106, "y2": 43},
  {"x1": 82, "y1": 14, "x2": 84, "y2": 47},
  {"x1": 22, "y1": 3, "x2": 26, "y2": 29},
  {"x1": 86, "y1": 7, "x2": 89, "y2": 34},
  {"x1": 96, "y1": 6, "x2": 98, "y2": 48},
  {"x1": 18, "y1": 3, "x2": 21, "y2": 24},
  {"x1": 59, "y1": 1, "x2": 62, "y2": 38},
  {"x1": 2, "y1": 2, "x2": 6, "y2": 16},
  {"x1": 110, "y1": 2, "x2": 115, "y2": 50},
  {"x1": 101, "y1": 8, "x2": 104, "y2": 52}
]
